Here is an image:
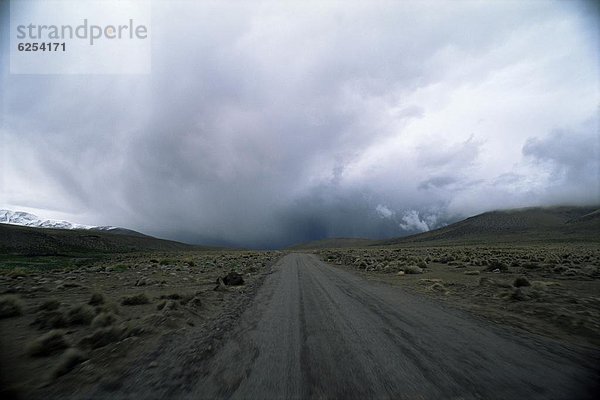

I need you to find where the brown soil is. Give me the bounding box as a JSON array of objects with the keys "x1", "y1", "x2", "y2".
[{"x1": 0, "y1": 250, "x2": 281, "y2": 399}]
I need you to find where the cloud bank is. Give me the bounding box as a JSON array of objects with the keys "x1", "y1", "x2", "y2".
[{"x1": 1, "y1": 0, "x2": 598, "y2": 248}]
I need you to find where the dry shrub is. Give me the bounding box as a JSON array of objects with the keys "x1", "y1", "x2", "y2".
[
  {"x1": 88, "y1": 293, "x2": 105, "y2": 306},
  {"x1": 67, "y1": 305, "x2": 95, "y2": 326},
  {"x1": 38, "y1": 299, "x2": 60, "y2": 312},
  {"x1": 403, "y1": 265, "x2": 423, "y2": 274},
  {"x1": 51, "y1": 348, "x2": 87, "y2": 378},
  {"x1": 27, "y1": 330, "x2": 70, "y2": 357},
  {"x1": 91, "y1": 312, "x2": 118, "y2": 328},
  {"x1": 0, "y1": 295, "x2": 23, "y2": 319},
  {"x1": 79, "y1": 326, "x2": 126, "y2": 349},
  {"x1": 430, "y1": 283, "x2": 446, "y2": 292},
  {"x1": 509, "y1": 288, "x2": 529, "y2": 301},
  {"x1": 121, "y1": 293, "x2": 150, "y2": 306},
  {"x1": 34, "y1": 310, "x2": 68, "y2": 329}
]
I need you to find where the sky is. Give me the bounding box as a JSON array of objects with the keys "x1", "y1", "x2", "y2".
[{"x1": 1, "y1": 0, "x2": 599, "y2": 248}]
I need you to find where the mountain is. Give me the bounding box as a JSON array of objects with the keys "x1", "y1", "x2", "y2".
[
  {"x1": 0, "y1": 209, "x2": 221, "y2": 255},
  {"x1": 0, "y1": 209, "x2": 115, "y2": 231},
  {"x1": 0, "y1": 223, "x2": 202, "y2": 256},
  {"x1": 288, "y1": 205, "x2": 600, "y2": 249},
  {"x1": 379, "y1": 205, "x2": 600, "y2": 246},
  {"x1": 0, "y1": 209, "x2": 144, "y2": 236}
]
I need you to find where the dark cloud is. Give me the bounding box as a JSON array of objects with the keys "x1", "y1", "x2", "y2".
[
  {"x1": 522, "y1": 125, "x2": 600, "y2": 203},
  {"x1": 418, "y1": 176, "x2": 458, "y2": 190},
  {"x1": 1, "y1": 1, "x2": 598, "y2": 248}
]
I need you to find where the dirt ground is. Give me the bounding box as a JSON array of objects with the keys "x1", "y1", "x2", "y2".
[
  {"x1": 316, "y1": 244, "x2": 600, "y2": 349},
  {"x1": 1, "y1": 243, "x2": 599, "y2": 398},
  {"x1": 0, "y1": 250, "x2": 281, "y2": 399}
]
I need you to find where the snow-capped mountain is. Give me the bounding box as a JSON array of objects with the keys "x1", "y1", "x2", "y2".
[{"x1": 0, "y1": 209, "x2": 118, "y2": 232}]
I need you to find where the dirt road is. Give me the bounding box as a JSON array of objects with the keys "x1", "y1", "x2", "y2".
[
  {"x1": 189, "y1": 253, "x2": 598, "y2": 399},
  {"x1": 86, "y1": 253, "x2": 598, "y2": 399}
]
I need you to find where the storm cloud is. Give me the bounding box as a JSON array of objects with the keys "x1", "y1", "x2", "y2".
[{"x1": 1, "y1": 0, "x2": 598, "y2": 248}]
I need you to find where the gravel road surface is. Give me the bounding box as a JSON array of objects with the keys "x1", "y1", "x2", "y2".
[{"x1": 190, "y1": 253, "x2": 598, "y2": 399}]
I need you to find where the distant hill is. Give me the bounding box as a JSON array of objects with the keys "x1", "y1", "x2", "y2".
[
  {"x1": 289, "y1": 206, "x2": 600, "y2": 249},
  {"x1": 0, "y1": 223, "x2": 205, "y2": 256},
  {"x1": 288, "y1": 237, "x2": 377, "y2": 250},
  {"x1": 379, "y1": 206, "x2": 600, "y2": 246}
]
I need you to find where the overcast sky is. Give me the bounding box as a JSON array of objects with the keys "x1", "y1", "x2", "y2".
[{"x1": 1, "y1": 0, "x2": 599, "y2": 248}]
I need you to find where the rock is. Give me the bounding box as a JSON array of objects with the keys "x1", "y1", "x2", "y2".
[
  {"x1": 149, "y1": 361, "x2": 158, "y2": 368},
  {"x1": 222, "y1": 272, "x2": 244, "y2": 286},
  {"x1": 513, "y1": 277, "x2": 531, "y2": 287}
]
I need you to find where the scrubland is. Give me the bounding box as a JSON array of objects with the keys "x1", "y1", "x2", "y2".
[
  {"x1": 0, "y1": 250, "x2": 280, "y2": 398},
  {"x1": 317, "y1": 244, "x2": 600, "y2": 347}
]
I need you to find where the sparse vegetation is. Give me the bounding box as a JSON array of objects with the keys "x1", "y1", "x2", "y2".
[
  {"x1": 121, "y1": 293, "x2": 150, "y2": 306},
  {"x1": 89, "y1": 292, "x2": 105, "y2": 306},
  {"x1": 80, "y1": 326, "x2": 126, "y2": 349},
  {"x1": 0, "y1": 245, "x2": 280, "y2": 398},
  {"x1": 51, "y1": 348, "x2": 87, "y2": 378},
  {"x1": 39, "y1": 299, "x2": 60, "y2": 311},
  {"x1": 403, "y1": 265, "x2": 423, "y2": 274},
  {"x1": 91, "y1": 312, "x2": 118, "y2": 328},
  {"x1": 27, "y1": 330, "x2": 70, "y2": 357},
  {"x1": 33, "y1": 310, "x2": 68, "y2": 329},
  {"x1": 0, "y1": 295, "x2": 23, "y2": 318},
  {"x1": 317, "y1": 242, "x2": 600, "y2": 347},
  {"x1": 66, "y1": 305, "x2": 96, "y2": 326},
  {"x1": 464, "y1": 270, "x2": 480, "y2": 275}
]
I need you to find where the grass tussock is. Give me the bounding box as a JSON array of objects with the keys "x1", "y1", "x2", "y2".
[
  {"x1": 38, "y1": 299, "x2": 60, "y2": 312},
  {"x1": 66, "y1": 305, "x2": 95, "y2": 326},
  {"x1": 88, "y1": 293, "x2": 105, "y2": 306},
  {"x1": 91, "y1": 312, "x2": 118, "y2": 328},
  {"x1": 27, "y1": 330, "x2": 70, "y2": 357},
  {"x1": 0, "y1": 295, "x2": 23, "y2": 319},
  {"x1": 464, "y1": 270, "x2": 480, "y2": 275},
  {"x1": 121, "y1": 293, "x2": 150, "y2": 306},
  {"x1": 403, "y1": 265, "x2": 423, "y2": 274},
  {"x1": 51, "y1": 348, "x2": 87, "y2": 379},
  {"x1": 79, "y1": 326, "x2": 126, "y2": 349}
]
